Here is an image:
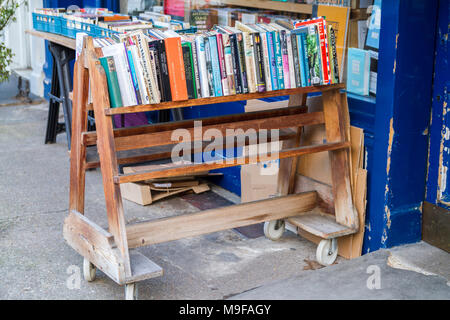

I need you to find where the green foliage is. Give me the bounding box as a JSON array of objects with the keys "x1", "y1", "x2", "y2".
[{"x1": 0, "y1": 0, "x2": 25, "y2": 82}]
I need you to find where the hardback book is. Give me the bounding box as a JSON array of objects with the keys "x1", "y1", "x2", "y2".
[
  {"x1": 347, "y1": 48, "x2": 370, "y2": 96},
  {"x1": 215, "y1": 33, "x2": 230, "y2": 96},
  {"x1": 252, "y1": 24, "x2": 272, "y2": 91},
  {"x1": 258, "y1": 24, "x2": 278, "y2": 91},
  {"x1": 208, "y1": 33, "x2": 224, "y2": 97},
  {"x1": 327, "y1": 25, "x2": 340, "y2": 84},
  {"x1": 163, "y1": 34, "x2": 189, "y2": 101},
  {"x1": 270, "y1": 23, "x2": 288, "y2": 89},
  {"x1": 99, "y1": 56, "x2": 123, "y2": 108},
  {"x1": 148, "y1": 39, "x2": 171, "y2": 102},
  {"x1": 220, "y1": 32, "x2": 237, "y2": 95},
  {"x1": 290, "y1": 33, "x2": 302, "y2": 88},
  {"x1": 126, "y1": 47, "x2": 142, "y2": 105},
  {"x1": 195, "y1": 36, "x2": 210, "y2": 98},
  {"x1": 101, "y1": 43, "x2": 137, "y2": 107},
  {"x1": 295, "y1": 17, "x2": 331, "y2": 85},
  {"x1": 128, "y1": 45, "x2": 150, "y2": 104},
  {"x1": 181, "y1": 42, "x2": 197, "y2": 99},
  {"x1": 123, "y1": 31, "x2": 160, "y2": 104},
  {"x1": 204, "y1": 36, "x2": 216, "y2": 97},
  {"x1": 235, "y1": 21, "x2": 258, "y2": 93},
  {"x1": 189, "y1": 39, "x2": 202, "y2": 99}
]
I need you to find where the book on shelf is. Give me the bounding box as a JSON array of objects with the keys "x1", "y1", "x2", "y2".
[
  {"x1": 347, "y1": 48, "x2": 371, "y2": 96},
  {"x1": 91, "y1": 18, "x2": 340, "y2": 108}
]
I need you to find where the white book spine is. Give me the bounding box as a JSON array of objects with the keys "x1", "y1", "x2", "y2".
[
  {"x1": 242, "y1": 32, "x2": 257, "y2": 93},
  {"x1": 195, "y1": 36, "x2": 210, "y2": 98},
  {"x1": 286, "y1": 31, "x2": 296, "y2": 89},
  {"x1": 102, "y1": 44, "x2": 136, "y2": 107},
  {"x1": 260, "y1": 32, "x2": 272, "y2": 91},
  {"x1": 130, "y1": 45, "x2": 150, "y2": 105}
]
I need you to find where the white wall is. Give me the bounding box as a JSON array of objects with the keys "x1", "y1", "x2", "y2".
[{"x1": 4, "y1": 0, "x2": 45, "y2": 97}]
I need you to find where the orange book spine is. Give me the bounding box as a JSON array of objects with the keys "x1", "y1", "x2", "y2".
[{"x1": 164, "y1": 37, "x2": 188, "y2": 101}]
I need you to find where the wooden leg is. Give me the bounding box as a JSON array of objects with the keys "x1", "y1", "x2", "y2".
[
  {"x1": 69, "y1": 52, "x2": 89, "y2": 214},
  {"x1": 87, "y1": 47, "x2": 131, "y2": 277},
  {"x1": 287, "y1": 93, "x2": 308, "y2": 194},
  {"x1": 322, "y1": 89, "x2": 359, "y2": 230}
]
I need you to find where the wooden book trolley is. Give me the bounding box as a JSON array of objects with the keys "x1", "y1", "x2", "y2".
[{"x1": 64, "y1": 38, "x2": 359, "y2": 299}]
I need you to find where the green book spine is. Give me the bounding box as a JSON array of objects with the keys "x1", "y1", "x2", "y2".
[{"x1": 100, "y1": 56, "x2": 123, "y2": 108}]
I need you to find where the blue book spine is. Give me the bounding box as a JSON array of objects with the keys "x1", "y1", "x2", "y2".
[
  {"x1": 208, "y1": 35, "x2": 223, "y2": 97},
  {"x1": 126, "y1": 49, "x2": 141, "y2": 104},
  {"x1": 266, "y1": 32, "x2": 278, "y2": 91},
  {"x1": 296, "y1": 35, "x2": 306, "y2": 87},
  {"x1": 300, "y1": 33, "x2": 311, "y2": 86},
  {"x1": 273, "y1": 31, "x2": 284, "y2": 90}
]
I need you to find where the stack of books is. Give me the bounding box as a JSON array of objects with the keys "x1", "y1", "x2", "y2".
[{"x1": 94, "y1": 17, "x2": 340, "y2": 108}]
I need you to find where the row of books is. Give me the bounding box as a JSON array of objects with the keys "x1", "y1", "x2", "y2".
[{"x1": 94, "y1": 17, "x2": 340, "y2": 108}]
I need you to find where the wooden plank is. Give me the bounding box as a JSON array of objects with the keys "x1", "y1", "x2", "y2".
[
  {"x1": 115, "y1": 142, "x2": 350, "y2": 184},
  {"x1": 294, "y1": 174, "x2": 334, "y2": 214},
  {"x1": 104, "y1": 84, "x2": 345, "y2": 115},
  {"x1": 221, "y1": 0, "x2": 313, "y2": 14},
  {"x1": 126, "y1": 250, "x2": 163, "y2": 284},
  {"x1": 322, "y1": 90, "x2": 358, "y2": 230},
  {"x1": 288, "y1": 213, "x2": 355, "y2": 239},
  {"x1": 69, "y1": 39, "x2": 90, "y2": 214},
  {"x1": 85, "y1": 129, "x2": 297, "y2": 169},
  {"x1": 63, "y1": 210, "x2": 125, "y2": 284},
  {"x1": 422, "y1": 201, "x2": 450, "y2": 252},
  {"x1": 26, "y1": 29, "x2": 76, "y2": 50},
  {"x1": 82, "y1": 106, "x2": 307, "y2": 147},
  {"x1": 113, "y1": 112, "x2": 325, "y2": 151},
  {"x1": 126, "y1": 192, "x2": 318, "y2": 248},
  {"x1": 87, "y1": 47, "x2": 132, "y2": 277}
]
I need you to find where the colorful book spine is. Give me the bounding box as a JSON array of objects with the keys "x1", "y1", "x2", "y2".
[
  {"x1": 222, "y1": 33, "x2": 236, "y2": 95},
  {"x1": 229, "y1": 33, "x2": 243, "y2": 94},
  {"x1": 208, "y1": 35, "x2": 223, "y2": 97},
  {"x1": 236, "y1": 32, "x2": 249, "y2": 94},
  {"x1": 273, "y1": 31, "x2": 284, "y2": 90},
  {"x1": 260, "y1": 31, "x2": 272, "y2": 91},
  {"x1": 195, "y1": 36, "x2": 210, "y2": 98},
  {"x1": 290, "y1": 33, "x2": 301, "y2": 88},
  {"x1": 190, "y1": 40, "x2": 202, "y2": 98},
  {"x1": 242, "y1": 31, "x2": 257, "y2": 93},
  {"x1": 296, "y1": 34, "x2": 307, "y2": 87},
  {"x1": 182, "y1": 43, "x2": 197, "y2": 99},
  {"x1": 129, "y1": 45, "x2": 150, "y2": 104},
  {"x1": 280, "y1": 29, "x2": 290, "y2": 89},
  {"x1": 126, "y1": 48, "x2": 142, "y2": 105},
  {"x1": 216, "y1": 33, "x2": 230, "y2": 96},
  {"x1": 266, "y1": 31, "x2": 278, "y2": 91},
  {"x1": 164, "y1": 36, "x2": 188, "y2": 101},
  {"x1": 99, "y1": 56, "x2": 123, "y2": 108},
  {"x1": 253, "y1": 32, "x2": 266, "y2": 92},
  {"x1": 285, "y1": 31, "x2": 296, "y2": 89}
]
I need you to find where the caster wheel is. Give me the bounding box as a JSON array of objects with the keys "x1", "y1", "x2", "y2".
[
  {"x1": 83, "y1": 258, "x2": 96, "y2": 282},
  {"x1": 316, "y1": 239, "x2": 338, "y2": 266},
  {"x1": 264, "y1": 220, "x2": 285, "y2": 241},
  {"x1": 125, "y1": 283, "x2": 138, "y2": 300}
]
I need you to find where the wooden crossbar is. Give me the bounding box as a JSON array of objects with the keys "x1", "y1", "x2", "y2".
[
  {"x1": 82, "y1": 105, "x2": 307, "y2": 147},
  {"x1": 126, "y1": 191, "x2": 318, "y2": 248},
  {"x1": 114, "y1": 141, "x2": 350, "y2": 184},
  {"x1": 104, "y1": 84, "x2": 345, "y2": 115}
]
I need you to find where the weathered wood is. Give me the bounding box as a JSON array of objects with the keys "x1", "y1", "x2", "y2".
[
  {"x1": 322, "y1": 90, "x2": 358, "y2": 230},
  {"x1": 113, "y1": 112, "x2": 324, "y2": 151},
  {"x1": 104, "y1": 84, "x2": 345, "y2": 115},
  {"x1": 115, "y1": 142, "x2": 350, "y2": 184},
  {"x1": 86, "y1": 130, "x2": 297, "y2": 169},
  {"x1": 87, "y1": 47, "x2": 132, "y2": 277},
  {"x1": 82, "y1": 106, "x2": 307, "y2": 147},
  {"x1": 126, "y1": 250, "x2": 163, "y2": 284},
  {"x1": 26, "y1": 29, "x2": 76, "y2": 50},
  {"x1": 63, "y1": 210, "x2": 125, "y2": 284},
  {"x1": 288, "y1": 213, "x2": 355, "y2": 239},
  {"x1": 126, "y1": 192, "x2": 318, "y2": 248},
  {"x1": 69, "y1": 40, "x2": 90, "y2": 214}
]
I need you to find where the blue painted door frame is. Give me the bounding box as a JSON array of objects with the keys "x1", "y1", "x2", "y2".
[
  {"x1": 349, "y1": 0, "x2": 439, "y2": 253},
  {"x1": 426, "y1": 0, "x2": 450, "y2": 208}
]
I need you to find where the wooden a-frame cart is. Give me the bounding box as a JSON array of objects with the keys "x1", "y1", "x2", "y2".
[{"x1": 64, "y1": 38, "x2": 359, "y2": 299}]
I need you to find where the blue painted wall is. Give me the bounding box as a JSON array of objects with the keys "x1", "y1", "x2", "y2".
[
  {"x1": 349, "y1": 0, "x2": 439, "y2": 253},
  {"x1": 425, "y1": 0, "x2": 450, "y2": 209}
]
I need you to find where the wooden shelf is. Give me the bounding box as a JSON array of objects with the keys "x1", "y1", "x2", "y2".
[
  {"x1": 104, "y1": 83, "x2": 346, "y2": 115},
  {"x1": 26, "y1": 29, "x2": 76, "y2": 50},
  {"x1": 218, "y1": 0, "x2": 313, "y2": 15}
]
